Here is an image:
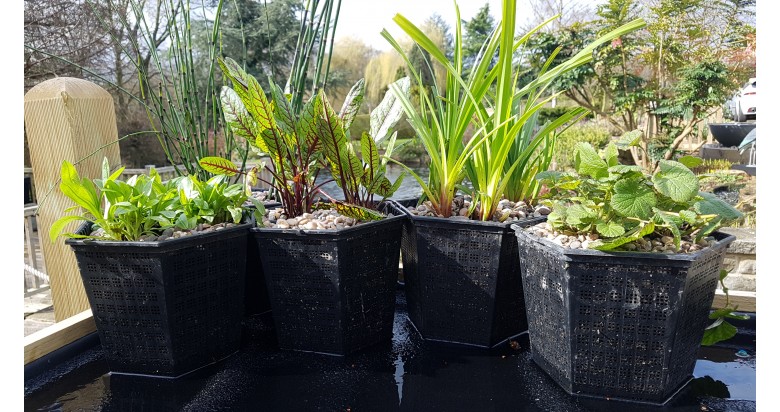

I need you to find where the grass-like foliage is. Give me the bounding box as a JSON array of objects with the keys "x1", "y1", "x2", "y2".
[{"x1": 382, "y1": 0, "x2": 644, "y2": 220}]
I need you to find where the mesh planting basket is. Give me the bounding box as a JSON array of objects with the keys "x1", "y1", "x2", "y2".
[
  {"x1": 66, "y1": 223, "x2": 249, "y2": 378},
  {"x1": 254, "y1": 202, "x2": 404, "y2": 356},
  {"x1": 389, "y1": 200, "x2": 542, "y2": 348},
  {"x1": 513, "y1": 225, "x2": 735, "y2": 404},
  {"x1": 244, "y1": 200, "x2": 282, "y2": 316}
]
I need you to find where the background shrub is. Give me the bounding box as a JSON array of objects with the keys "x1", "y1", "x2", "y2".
[{"x1": 551, "y1": 121, "x2": 611, "y2": 171}]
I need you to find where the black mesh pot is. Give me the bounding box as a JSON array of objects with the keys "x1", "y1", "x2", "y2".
[
  {"x1": 254, "y1": 202, "x2": 404, "y2": 356},
  {"x1": 244, "y1": 200, "x2": 282, "y2": 316},
  {"x1": 66, "y1": 223, "x2": 249, "y2": 378},
  {"x1": 513, "y1": 225, "x2": 736, "y2": 404},
  {"x1": 389, "y1": 200, "x2": 542, "y2": 348}
]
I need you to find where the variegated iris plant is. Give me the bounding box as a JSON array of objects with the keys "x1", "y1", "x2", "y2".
[
  {"x1": 199, "y1": 57, "x2": 408, "y2": 221},
  {"x1": 383, "y1": 0, "x2": 645, "y2": 220}
]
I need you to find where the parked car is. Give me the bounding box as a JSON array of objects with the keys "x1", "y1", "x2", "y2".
[{"x1": 726, "y1": 77, "x2": 756, "y2": 122}]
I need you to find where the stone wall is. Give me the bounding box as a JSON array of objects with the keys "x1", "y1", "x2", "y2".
[{"x1": 718, "y1": 227, "x2": 756, "y2": 292}]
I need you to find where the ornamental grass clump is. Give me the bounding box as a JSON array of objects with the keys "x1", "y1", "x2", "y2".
[{"x1": 382, "y1": 0, "x2": 644, "y2": 221}]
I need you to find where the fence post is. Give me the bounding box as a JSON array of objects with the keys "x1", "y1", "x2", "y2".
[{"x1": 24, "y1": 77, "x2": 122, "y2": 322}]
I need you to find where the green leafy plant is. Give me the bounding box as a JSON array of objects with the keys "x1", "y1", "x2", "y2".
[
  {"x1": 536, "y1": 142, "x2": 747, "y2": 346},
  {"x1": 49, "y1": 158, "x2": 249, "y2": 242},
  {"x1": 199, "y1": 58, "x2": 409, "y2": 222},
  {"x1": 313, "y1": 77, "x2": 410, "y2": 209},
  {"x1": 702, "y1": 269, "x2": 750, "y2": 346},
  {"x1": 382, "y1": 1, "x2": 644, "y2": 220},
  {"x1": 536, "y1": 141, "x2": 743, "y2": 251}
]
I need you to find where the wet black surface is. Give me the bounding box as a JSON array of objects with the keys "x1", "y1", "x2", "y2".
[{"x1": 25, "y1": 291, "x2": 756, "y2": 412}]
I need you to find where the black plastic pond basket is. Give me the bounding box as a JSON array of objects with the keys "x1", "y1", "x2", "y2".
[
  {"x1": 244, "y1": 200, "x2": 282, "y2": 316},
  {"x1": 66, "y1": 223, "x2": 249, "y2": 378},
  {"x1": 254, "y1": 202, "x2": 404, "y2": 356},
  {"x1": 513, "y1": 225, "x2": 736, "y2": 404},
  {"x1": 389, "y1": 201, "x2": 542, "y2": 348}
]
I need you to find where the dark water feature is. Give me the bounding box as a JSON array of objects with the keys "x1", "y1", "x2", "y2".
[
  {"x1": 25, "y1": 291, "x2": 755, "y2": 412},
  {"x1": 315, "y1": 163, "x2": 429, "y2": 202}
]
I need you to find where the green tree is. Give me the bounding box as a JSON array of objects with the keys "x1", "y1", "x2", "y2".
[
  {"x1": 462, "y1": 3, "x2": 496, "y2": 70},
  {"x1": 196, "y1": 0, "x2": 301, "y2": 91}
]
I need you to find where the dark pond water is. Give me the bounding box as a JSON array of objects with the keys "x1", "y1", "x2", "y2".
[
  {"x1": 24, "y1": 291, "x2": 756, "y2": 412},
  {"x1": 315, "y1": 163, "x2": 429, "y2": 202}
]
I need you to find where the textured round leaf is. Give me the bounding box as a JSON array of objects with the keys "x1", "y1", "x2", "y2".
[
  {"x1": 574, "y1": 142, "x2": 609, "y2": 179},
  {"x1": 694, "y1": 192, "x2": 743, "y2": 220},
  {"x1": 652, "y1": 160, "x2": 698, "y2": 202},
  {"x1": 610, "y1": 178, "x2": 656, "y2": 219},
  {"x1": 596, "y1": 222, "x2": 625, "y2": 238}
]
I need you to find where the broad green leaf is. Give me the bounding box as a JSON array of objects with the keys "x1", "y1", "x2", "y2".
[
  {"x1": 603, "y1": 142, "x2": 620, "y2": 167},
  {"x1": 611, "y1": 178, "x2": 656, "y2": 219},
  {"x1": 59, "y1": 161, "x2": 102, "y2": 219},
  {"x1": 316, "y1": 94, "x2": 364, "y2": 192},
  {"x1": 332, "y1": 201, "x2": 385, "y2": 221},
  {"x1": 565, "y1": 204, "x2": 596, "y2": 226},
  {"x1": 297, "y1": 94, "x2": 320, "y2": 149},
  {"x1": 709, "y1": 307, "x2": 750, "y2": 320},
  {"x1": 269, "y1": 78, "x2": 296, "y2": 138},
  {"x1": 608, "y1": 165, "x2": 643, "y2": 175},
  {"x1": 694, "y1": 192, "x2": 744, "y2": 221},
  {"x1": 701, "y1": 319, "x2": 737, "y2": 346},
  {"x1": 101, "y1": 157, "x2": 110, "y2": 181},
  {"x1": 677, "y1": 156, "x2": 704, "y2": 169},
  {"x1": 339, "y1": 79, "x2": 365, "y2": 131},
  {"x1": 615, "y1": 130, "x2": 642, "y2": 149},
  {"x1": 654, "y1": 209, "x2": 681, "y2": 249},
  {"x1": 49, "y1": 214, "x2": 89, "y2": 242},
  {"x1": 574, "y1": 142, "x2": 609, "y2": 179},
  {"x1": 360, "y1": 132, "x2": 380, "y2": 176},
  {"x1": 679, "y1": 210, "x2": 697, "y2": 225},
  {"x1": 593, "y1": 222, "x2": 655, "y2": 251},
  {"x1": 227, "y1": 205, "x2": 243, "y2": 223},
  {"x1": 223, "y1": 184, "x2": 244, "y2": 198},
  {"x1": 370, "y1": 77, "x2": 410, "y2": 142},
  {"x1": 199, "y1": 157, "x2": 239, "y2": 176},
  {"x1": 652, "y1": 160, "x2": 699, "y2": 203},
  {"x1": 596, "y1": 222, "x2": 625, "y2": 238},
  {"x1": 535, "y1": 170, "x2": 563, "y2": 183},
  {"x1": 221, "y1": 87, "x2": 263, "y2": 151}
]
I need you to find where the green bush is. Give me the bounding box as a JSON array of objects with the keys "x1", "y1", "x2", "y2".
[
  {"x1": 552, "y1": 122, "x2": 611, "y2": 171},
  {"x1": 537, "y1": 106, "x2": 594, "y2": 125}
]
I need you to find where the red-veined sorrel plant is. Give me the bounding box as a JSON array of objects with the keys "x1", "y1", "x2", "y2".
[
  {"x1": 383, "y1": 0, "x2": 645, "y2": 220},
  {"x1": 200, "y1": 58, "x2": 410, "y2": 222}
]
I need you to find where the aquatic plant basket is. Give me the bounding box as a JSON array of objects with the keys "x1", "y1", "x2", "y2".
[
  {"x1": 254, "y1": 202, "x2": 404, "y2": 356},
  {"x1": 66, "y1": 223, "x2": 249, "y2": 378},
  {"x1": 390, "y1": 201, "x2": 542, "y2": 348},
  {"x1": 513, "y1": 225, "x2": 735, "y2": 404}
]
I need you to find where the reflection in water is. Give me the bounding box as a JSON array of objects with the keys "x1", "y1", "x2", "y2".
[
  {"x1": 315, "y1": 163, "x2": 429, "y2": 201},
  {"x1": 25, "y1": 293, "x2": 756, "y2": 411}
]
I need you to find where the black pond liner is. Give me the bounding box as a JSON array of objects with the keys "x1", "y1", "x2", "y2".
[
  {"x1": 388, "y1": 200, "x2": 543, "y2": 348},
  {"x1": 253, "y1": 201, "x2": 404, "y2": 356},
  {"x1": 24, "y1": 290, "x2": 756, "y2": 411},
  {"x1": 65, "y1": 222, "x2": 249, "y2": 378},
  {"x1": 513, "y1": 224, "x2": 736, "y2": 404}
]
